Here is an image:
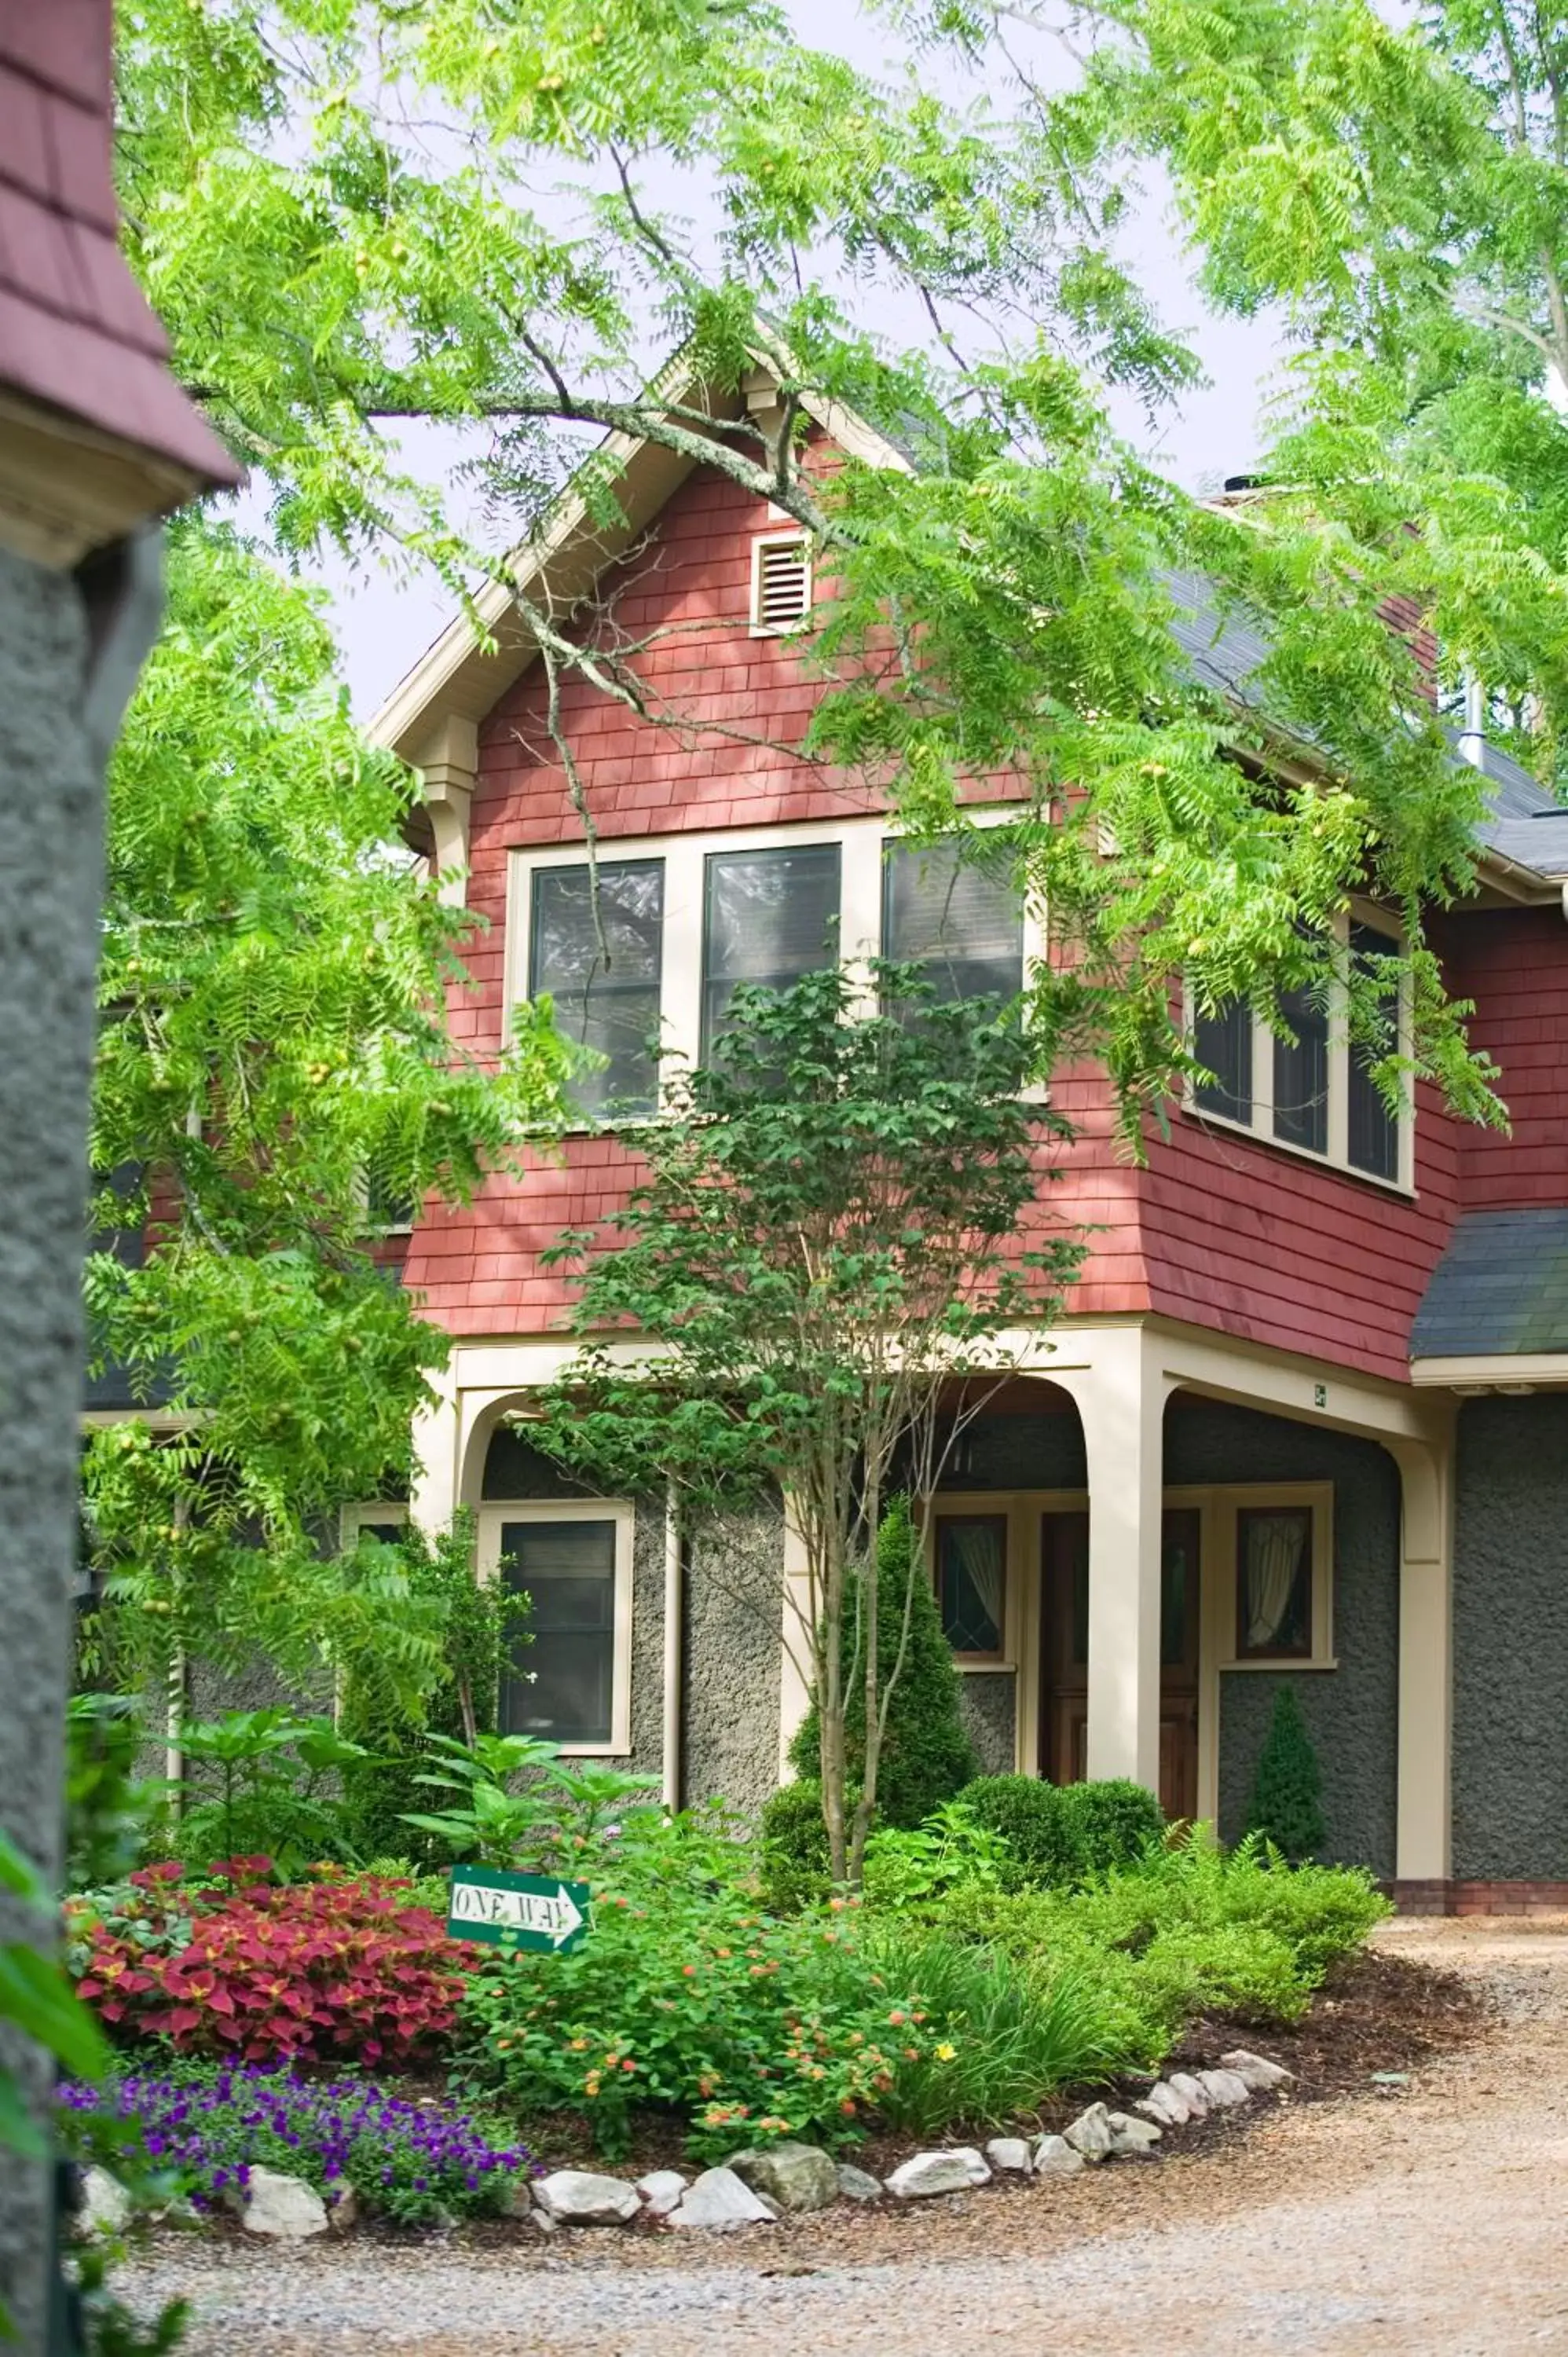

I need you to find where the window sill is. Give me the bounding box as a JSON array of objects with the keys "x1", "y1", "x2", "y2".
[
  {"x1": 1218, "y1": 1657, "x2": 1339, "y2": 1673},
  {"x1": 954, "y1": 1657, "x2": 1015, "y2": 1673},
  {"x1": 1181, "y1": 1102, "x2": 1415, "y2": 1200}
]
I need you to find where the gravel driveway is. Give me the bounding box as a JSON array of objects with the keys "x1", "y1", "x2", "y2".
[{"x1": 121, "y1": 1921, "x2": 1568, "y2": 2355}]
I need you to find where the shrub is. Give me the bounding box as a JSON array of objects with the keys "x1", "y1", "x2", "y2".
[
  {"x1": 955, "y1": 1776, "x2": 1085, "y2": 1890},
  {"x1": 455, "y1": 1809, "x2": 934, "y2": 2161},
  {"x1": 1246, "y1": 1685, "x2": 1326, "y2": 1862},
  {"x1": 858, "y1": 1926, "x2": 1134, "y2": 2134},
  {"x1": 68, "y1": 1863, "x2": 463, "y2": 2066},
  {"x1": 787, "y1": 1499, "x2": 976, "y2": 1831},
  {"x1": 1061, "y1": 1779, "x2": 1167, "y2": 1877},
  {"x1": 758, "y1": 1778, "x2": 834, "y2": 1912},
  {"x1": 860, "y1": 1799, "x2": 1012, "y2": 1915},
  {"x1": 60, "y1": 2062, "x2": 533, "y2": 2228}
]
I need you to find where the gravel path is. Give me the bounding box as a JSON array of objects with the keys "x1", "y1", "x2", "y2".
[{"x1": 122, "y1": 1921, "x2": 1568, "y2": 2355}]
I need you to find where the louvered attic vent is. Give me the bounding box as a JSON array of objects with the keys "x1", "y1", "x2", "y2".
[{"x1": 750, "y1": 533, "x2": 812, "y2": 634}]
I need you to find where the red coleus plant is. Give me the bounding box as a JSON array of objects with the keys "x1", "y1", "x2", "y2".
[{"x1": 69, "y1": 1863, "x2": 464, "y2": 2066}]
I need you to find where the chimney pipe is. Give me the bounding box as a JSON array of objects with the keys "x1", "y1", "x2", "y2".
[{"x1": 1458, "y1": 673, "x2": 1486, "y2": 769}]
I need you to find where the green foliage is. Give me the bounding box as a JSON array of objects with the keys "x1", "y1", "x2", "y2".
[
  {"x1": 82, "y1": 524, "x2": 573, "y2": 1711},
  {"x1": 787, "y1": 1499, "x2": 977, "y2": 1834},
  {"x1": 956, "y1": 1776, "x2": 1088, "y2": 1891},
  {"x1": 534, "y1": 967, "x2": 1077, "y2": 1883},
  {"x1": 859, "y1": 1800, "x2": 1011, "y2": 1915},
  {"x1": 954, "y1": 1826, "x2": 1390, "y2": 2062},
  {"x1": 399, "y1": 1732, "x2": 661, "y2": 1873},
  {"x1": 163, "y1": 1712, "x2": 372, "y2": 1879},
  {"x1": 1246, "y1": 1686, "x2": 1327, "y2": 1864},
  {"x1": 67, "y1": 1695, "x2": 157, "y2": 1893},
  {"x1": 455, "y1": 1806, "x2": 933, "y2": 2161},
  {"x1": 1061, "y1": 1779, "x2": 1169, "y2": 1878},
  {"x1": 758, "y1": 1779, "x2": 835, "y2": 1914}
]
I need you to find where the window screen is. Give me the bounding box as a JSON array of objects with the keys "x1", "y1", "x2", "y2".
[
  {"x1": 529, "y1": 860, "x2": 664, "y2": 1118},
  {"x1": 883, "y1": 840, "x2": 1024, "y2": 1006},
  {"x1": 1192, "y1": 1001, "x2": 1253, "y2": 1124},
  {"x1": 1273, "y1": 981, "x2": 1328, "y2": 1154},
  {"x1": 500, "y1": 1519, "x2": 617, "y2": 1745},
  {"x1": 1347, "y1": 922, "x2": 1400, "y2": 1181},
  {"x1": 702, "y1": 844, "x2": 841, "y2": 1054},
  {"x1": 936, "y1": 1516, "x2": 1006, "y2": 1656}
]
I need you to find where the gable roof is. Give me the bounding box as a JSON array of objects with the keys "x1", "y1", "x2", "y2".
[{"x1": 371, "y1": 378, "x2": 1568, "y2": 896}]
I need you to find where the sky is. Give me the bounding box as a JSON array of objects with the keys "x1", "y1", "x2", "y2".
[{"x1": 267, "y1": 2, "x2": 1287, "y2": 723}]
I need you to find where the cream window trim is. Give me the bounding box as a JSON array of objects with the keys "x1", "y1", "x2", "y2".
[
  {"x1": 1182, "y1": 901, "x2": 1416, "y2": 1195},
  {"x1": 475, "y1": 1498, "x2": 635, "y2": 1758},
  {"x1": 503, "y1": 808, "x2": 1045, "y2": 1107},
  {"x1": 340, "y1": 1501, "x2": 409, "y2": 1547},
  {"x1": 1203, "y1": 1480, "x2": 1335, "y2": 1673}
]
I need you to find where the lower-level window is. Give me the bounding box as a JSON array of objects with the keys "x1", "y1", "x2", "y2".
[
  {"x1": 478, "y1": 1503, "x2": 634, "y2": 1755},
  {"x1": 1234, "y1": 1504, "x2": 1315, "y2": 1661},
  {"x1": 935, "y1": 1513, "x2": 1008, "y2": 1660}
]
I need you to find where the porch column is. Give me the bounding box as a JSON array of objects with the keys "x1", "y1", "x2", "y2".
[
  {"x1": 408, "y1": 1365, "x2": 460, "y2": 1535},
  {"x1": 1052, "y1": 1329, "x2": 1172, "y2": 1790},
  {"x1": 1388, "y1": 1423, "x2": 1455, "y2": 1882}
]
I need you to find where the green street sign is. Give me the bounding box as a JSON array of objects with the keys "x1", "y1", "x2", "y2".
[{"x1": 445, "y1": 1863, "x2": 592, "y2": 1954}]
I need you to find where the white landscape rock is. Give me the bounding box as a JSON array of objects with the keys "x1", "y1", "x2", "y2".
[
  {"x1": 1105, "y1": 2111, "x2": 1163, "y2": 2155},
  {"x1": 78, "y1": 2167, "x2": 131, "y2": 2241},
  {"x1": 728, "y1": 2142, "x2": 839, "y2": 2212},
  {"x1": 1136, "y1": 2081, "x2": 1193, "y2": 2129},
  {"x1": 533, "y1": 2169, "x2": 642, "y2": 2227},
  {"x1": 668, "y1": 2167, "x2": 776, "y2": 2230},
  {"x1": 636, "y1": 2168, "x2": 688, "y2": 2220},
  {"x1": 1062, "y1": 2103, "x2": 1117, "y2": 2165},
  {"x1": 836, "y1": 2164, "x2": 885, "y2": 2202},
  {"x1": 1031, "y1": 2134, "x2": 1086, "y2": 2179},
  {"x1": 1221, "y1": 2049, "x2": 1295, "y2": 2092},
  {"x1": 885, "y1": 2151, "x2": 982, "y2": 2201},
  {"x1": 1165, "y1": 2072, "x2": 1212, "y2": 2121},
  {"x1": 1196, "y1": 2069, "x2": 1252, "y2": 2110},
  {"x1": 241, "y1": 2168, "x2": 329, "y2": 2241},
  {"x1": 984, "y1": 2137, "x2": 1034, "y2": 2176}
]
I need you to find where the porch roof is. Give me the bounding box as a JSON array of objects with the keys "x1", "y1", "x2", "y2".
[{"x1": 1411, "y1": 1209, "x2": 1568, "y2": 1359}]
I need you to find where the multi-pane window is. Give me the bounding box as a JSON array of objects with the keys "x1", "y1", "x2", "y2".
[
  {"x1": 529, "y1": 860, "x2": 665, "y2": 1118},
  {"x1": 701, "y1": 843, "x2": 841, "y2": 1054},
  {"x1": 1235, "y1": 1505, "x2": 1314, "y2": 1661},
  {"x1": 1188, "y1": 912, "x2": 1409, "y2": 1186},
  {"x1": 935, "y1": 1514, "x2": 1007, "y2": 1659},
  {"x1": 882, "y1": 840, "x2": 1024, "y2": 1006},
  {"x1": 499, "y1": 1517, "x2": 620, "y2": 1746}
]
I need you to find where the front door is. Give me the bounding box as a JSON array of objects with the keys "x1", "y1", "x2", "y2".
[{"x1": 1039, "y1": 1507, "x2": 1200, "y2": 1820}]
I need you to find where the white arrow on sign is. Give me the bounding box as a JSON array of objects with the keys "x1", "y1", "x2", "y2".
[{"x1": 450, "y1": 1878, "x2": 585, "y2": 1946}]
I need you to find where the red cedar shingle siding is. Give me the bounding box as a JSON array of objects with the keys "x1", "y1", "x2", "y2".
[
  {"x1": 0, "y1": 0, "x2": 236, "y2": 487},
  {"x1": 407, "y1": 453, "x2": 1568, "y2": 1379}
]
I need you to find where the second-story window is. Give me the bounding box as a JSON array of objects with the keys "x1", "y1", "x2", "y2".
[
  {"x1": 529, "y1": 859, "x2": 665, "y2": 1118},
  {"x1": 702, "y1": 843, "x2": 841, "y2": 1055},
  {"x1": 883, "y1": 840, "x2": 1024, "y2": 1006}
]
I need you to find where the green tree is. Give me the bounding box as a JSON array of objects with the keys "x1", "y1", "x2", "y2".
[
  {"x1": 82, "y1": 524, "x2": 573, "y2": 1710},
  {"x1": 1246, "y1": 1684, "x2": 1327, "y2": 1864},
  {"x1": 787, "y1": 1497, "x2": 977, "y2": 1831},
  {"x1": 531, "y1": 963, "x2": 1080, "y2": 1885}
]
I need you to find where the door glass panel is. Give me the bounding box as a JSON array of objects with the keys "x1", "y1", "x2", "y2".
[{"x1": 1160, "y1": 1530, "x2": 1189, "y2": 1667}]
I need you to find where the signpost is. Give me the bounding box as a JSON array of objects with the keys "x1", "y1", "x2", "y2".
[{"x1": 445, "y1": 1863, "x2": 592, "y2": 1954}]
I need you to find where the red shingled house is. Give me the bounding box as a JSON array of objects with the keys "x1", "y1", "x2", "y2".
[{"x1": 355, "y1": 372, "x2": 1568, "y2": 1915}]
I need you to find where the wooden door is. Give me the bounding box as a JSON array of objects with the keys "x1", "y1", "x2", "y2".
[{"x1": 1039, "y1": 1507, "x2": 1200, "y2": 1820}]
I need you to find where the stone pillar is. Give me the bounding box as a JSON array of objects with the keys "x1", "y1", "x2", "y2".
[
  {"x1": 1052, "y1": 1329, "x2": 1171, "y2": 1791},
  {"x1": 1389, "y1": 1421, "x2": 1455, "y2": 1882}
]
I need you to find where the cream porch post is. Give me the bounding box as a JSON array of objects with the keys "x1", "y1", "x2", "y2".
[
  {"x1": 408, "y1": 1366, "x2": 460, "y2": 1536},
  {"x1": 1388, "y1": 1419, "x2": 1456, "y2": 1882},
  {"x1": 1050, "y1": 1329, "x2": 1173, "y2": 1790}
]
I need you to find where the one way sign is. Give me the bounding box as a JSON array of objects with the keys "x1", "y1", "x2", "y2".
[{"x1": 445, "y1": 1863, "x2": 592, "y2": 1954}]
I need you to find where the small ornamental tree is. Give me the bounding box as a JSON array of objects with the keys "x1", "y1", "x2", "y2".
[
  {"x1": 1246, "y1": 1684, "x2": 1326, "y2": 1864},
  {"x1": 533, "y1": 959, "x2": 1083, "y2": 1886},
  {"x1": 788, "y1": 1497, "x2": 976, "y2": 1830}
]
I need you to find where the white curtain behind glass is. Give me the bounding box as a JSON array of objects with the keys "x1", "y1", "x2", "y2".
[
  {"x1": 950, "y1": 1522, "x2": 1004, "y2": 1648},
  {"x1": 1244, "y1": 1513, "x2": 1306, "y2": 1651}
]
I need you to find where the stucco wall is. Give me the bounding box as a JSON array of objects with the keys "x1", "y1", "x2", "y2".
[
  {"x1": 0, "y1": 545, "x2": 103, "y2": 2341},
  {"x1": 1452, "y1": 1395, "x2": 1568, "y2": 1878},
  {"x1": 958, "y1": 1671, "x2": 1017, "y2": 1776},
  {"x1": 1167, "y1": 1399, "x2": 1401, "y2": 1874}
]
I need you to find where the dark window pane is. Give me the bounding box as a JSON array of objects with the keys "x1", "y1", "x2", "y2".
[
  {"x1": 1347, "y1": 921, "x2": 1400, "y2": 1181},
  {"x1": 500, "y1": 1519, "x2": 617, "y2": 1744},
  {"x1": 1193, "y1": 1001, "x2": 1252, "y2": 1123},
  {"x1": 1161, "y1": 1533, "x2": 1191, "y2": 1667},
  {"x1": 702, "y1": 845, "x2": 841, "y2": 1053},
  {"x1": 936, "y1": 1517, "x2": 1006, "y2": 1655},
  {"x1": 355, "y1": 1521, "x2": 405, "y2": 1550},
  {"x1": 883, "y1": 840, "x2": 1024, "y2": 1006},
  {"x1": 529, "y1": 861, "x2": 664, "y2": 1119},
  {"x1": 1235, "y1": 1507, "x2": 1313, "y2": 1659},
  {"x1": 1273, "y1": 984, "x2": 1328, "y2": 1153}
]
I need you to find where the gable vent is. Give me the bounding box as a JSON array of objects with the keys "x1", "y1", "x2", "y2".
[{"x1": 751, "y1": 534, "x2": 812, "y2": 634}]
